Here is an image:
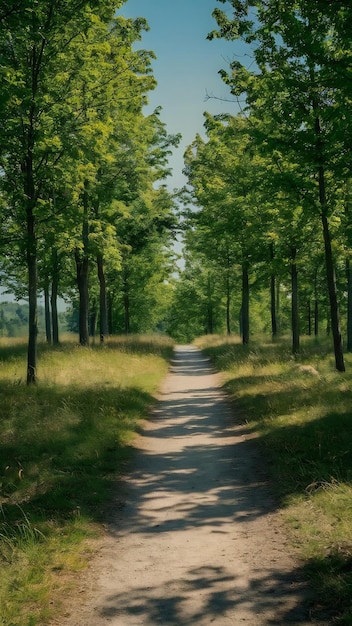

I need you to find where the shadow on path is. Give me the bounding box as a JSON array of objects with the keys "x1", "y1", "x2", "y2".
[{"x1": 69, "y1": 345, "x2": 327, "y2": 625}]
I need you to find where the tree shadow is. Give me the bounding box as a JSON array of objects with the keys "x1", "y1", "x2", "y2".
[{"x1": 93, "y1": 562, "x2": 329, "y2": 625}]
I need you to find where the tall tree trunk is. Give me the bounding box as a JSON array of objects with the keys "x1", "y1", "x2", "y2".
[
  {"x1": 76, "y1": 252, "x2": 89, "y2": 346},
  {"x1": 107, "y1": 291, "x2": 114, "y2": 335},
  {"x1": 276, "y1": 280, "x2": 280, "y2": 334},
  {"x1": 206, "y1": 272, "x2": 214, "y2": 334},
  {"x1": 346, "y1": 258, "x2": 352, "y2": 352},
  {"x1": 226, "y1": 269, "x2": 231, "y2": 335},
  {"x1": 314, "y1": 269, "x2": 319, "y2": 337},
  {"x1": 291, "y1": 247, "x2": 299, "y2": 356},
  {"x1": 97, "y1": 254, "x2": 109, "y2": 343},
  {"x1": 320, "y1": 187, "x2": 345, "y2": 370},
  {"x1": 44, "y1": 282, "x2": 52, "y2": 344},
  {"x1": 75, "y1": 182, "x2": 90, "y2": 346},
  {"x1": 51, "y1": 248, "x2": 59, "y2": 345},
  {"x1": 27, "y1": 221, "x2": 37, "y2": 384},
  {"x1": 24, "y1": 151, "x2": 38, "y2": 384},
  {"x1": 307, "y1": 299, "x2": 311, "y2": 336},
  {"x1": 270, "y1": 242, "x2": 277, "y2": 338},
  {"x1": 51, "y1": 284, "x2": 59, "y2": 346},
  {"x1": 315, "y1": 111, "x2": 345, "y2": 370},
  {"x1": 314, "y1": 298, "x2": 319, "y2": 337},
  {"x1": 123, "y1": 267, "x2": 130, "y2": 335},
  {"x1": 89, "y1": 300, "x2": 98, "y2": 338},
  {"x1": 242, "y1": 262, "x2": 249, "y2": 345}
]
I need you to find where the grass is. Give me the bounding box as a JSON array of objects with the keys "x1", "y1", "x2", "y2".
[
  {"x1": 0, "y1": 334, "x2": 173, "y2": 626},
  {"x1": 195, "y1": 333, "x2": 352, "y2": 624}
]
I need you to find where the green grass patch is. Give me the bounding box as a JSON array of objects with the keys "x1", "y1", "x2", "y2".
[
  {"x1": 0, "y1": 334, "x2": 173, "y2": 626},
  {"x1": 196, "y1": 334, "x2": 352, "y2": 624}
]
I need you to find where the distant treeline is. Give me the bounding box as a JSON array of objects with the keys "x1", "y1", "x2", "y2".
[{"x1": 0, "y1": 302, "x2": 67, "y2": 338}]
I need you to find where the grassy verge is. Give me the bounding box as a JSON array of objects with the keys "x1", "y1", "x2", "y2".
[
  {"x1": 0, "y1": 334, "x2": 173, "y2": 626},
  {"x1": 195, "y1": 334, "x2": 352, "y2": 624}
]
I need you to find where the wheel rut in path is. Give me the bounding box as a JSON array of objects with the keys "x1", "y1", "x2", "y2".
[{"x1": 63, "y1": 345, "x2": 323, "y2": 625}]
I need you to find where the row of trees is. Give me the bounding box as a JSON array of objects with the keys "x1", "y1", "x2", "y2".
[
  {"x1": 0, "y1": 0, "x2": 180, "y2": 382},
  {"x1": 177, "y1": 0, "x2": 352, "y2": 370}
]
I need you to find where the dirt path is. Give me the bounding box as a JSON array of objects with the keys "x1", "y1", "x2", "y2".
[{"x1": 61, "y1": 345, "x2": 323, "y2": 625}]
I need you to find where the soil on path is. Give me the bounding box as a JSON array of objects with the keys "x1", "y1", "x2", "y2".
[{"x1": 60, "y1": 345, "x2": 324, "y2": 625}]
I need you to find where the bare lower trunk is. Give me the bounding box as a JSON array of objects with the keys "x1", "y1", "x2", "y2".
[
  {"x1": 270, "y1": 243, "x2": 277, "y2": 338},
  {"x1": 25, "y1": 154, "x2": 37, "y2": 384},
  {"x1": 206, "y1": 273, "x2": 214, "y2": 334},
  {"x1": 51, "y1": 277, "x2": 59, "y2": 345},
  {"x1": 107, "y1": 291, "x2": 114, "y2": 335},
  {"x1": 44, "y1": 283, "x2": 52, "y2": 344},
  {"x1": 76, "y1": 252, "x2": 89, "y2": 346},
  {"x1": 89, "y1": 300, "x2": 98, "y2": 338},
  {"x1": 307, "y1": 299, "x2": 311, "y2": 336},
  {"x1": 76, "y1": 182, "x2": 90, "y2": 347},
  {"x1": 242, "y1": 262, "x2": 249, "y2": 345},
  {"x1": 291, "y1": 247, "x2": 299, "y2": 356},
  {"x1": 27, "y1": 231, "x2": 37, "y2": 384},
  {"x1": 123, "y1": 267, "x2": 130, "y2": 335},
  {"x1": 315, "y1": 110, "x2": 345, "y2": 370},
  {"x1": 226, "y1": 271, "x2": 231, "y2": 335},
  {"x1": 97, "y1": 254, "x2": 109, "y2": 343},
  {"x1": 346, "y1": 259, "x2": 352, "y2": 352},
  {"x1": 320, "y1": 187, "x2": 345, "y2": 369}
]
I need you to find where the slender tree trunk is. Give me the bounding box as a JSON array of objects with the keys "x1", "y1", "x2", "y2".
[
  {"x1": 107, "y1": 291, "x2": 114, "y2": 335},
  {"x1": 51, "y1": 283, "x2": 59, "y2": 346},
  {"x1": 123, "y1": 267, "x2": 130, "y2": 335},
  {"x1": 242, "y1": 262, "x2": 249, "y2": 345},
  {"x1": 314, "y1": 269, "x2": 319, "y2": 337},
  {"x1": 27, "y1": 224, "x2": 37, "y2": 384},
  {"x1": 226, "y1": 270, "x2": 231, "y2": 335},
  {"x1": 276, "y1": 280, "x2": 280, "y2": 334},
  {"x1": 24, "y1": 150, "x2": 38, "y2": 384},
  {"x1": 346, "y1": 259, "x2": 352, "y2": 352},
  {"x1": 269, "y1": 242, "x2": 277, "y2": 338},
  {"x1": 44, "y1": 283, "x2": 52, "y2": 344},
  {"x1": 75, "y1": 183, "x2": 90, "y2": 346},
  {"x1": 307, "y1": 299, "x2": 311, "y2": 336},
  {"x1": 320, "y1": 188, "x2": 345, "y2": 370},
  {"x1": 206, "y1": 272, "x2": 214, "y2": 334},
  {"x1": 314, "y1": 299, "x2": 319, "y2": 337},
  {"x1": 89, "y1": 300, "x2": 98, "y2": 338},
  {"x1": 75, "y1": 252, "x2": 89, "y2": 345},
  {"x1": 314, "y1": 110, "x2": 345, "y2": 370},
  {"x1": 97, "y1": 254, "x2": 109, "y2": 343},
  {"x1": 291, "y1": 247, "x2": 299, "y2": 356},
  {"x1": 51, "y1": 248, "x2": 59, "y2": 345}
]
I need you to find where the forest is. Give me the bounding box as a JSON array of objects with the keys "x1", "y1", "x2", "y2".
[
  {"x1": 0, "y1": 0, "x2": 351, "y2": 380},
  {"x1": 0, "y1": 0, "x2": 352, "y2": 383},
  {"x1": 1, "y1": 2, "x2": 352, "y2": 624}
]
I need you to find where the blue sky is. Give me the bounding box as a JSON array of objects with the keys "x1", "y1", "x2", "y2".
[{"x1": 119, "y1": 0, "x2": 244, "y2": 190}]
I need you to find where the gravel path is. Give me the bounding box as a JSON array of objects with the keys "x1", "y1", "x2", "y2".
[{"x1": 62, "y1": 345, "x2": 323, "y2": 625}]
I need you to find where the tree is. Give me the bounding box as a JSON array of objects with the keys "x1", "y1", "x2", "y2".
[
  {"x1": 183, "y1": 113, "x2": 275, "y2": 345},
  {"x1": 210, "y1": 0, "x2": 352, "y2": 370},
  {"x1": 0, "y1": 0, "x2": 123, "y2": 381}
]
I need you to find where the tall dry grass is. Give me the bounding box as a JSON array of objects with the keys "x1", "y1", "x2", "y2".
[{"x1": 0, "y1": 334, "x2": 173, "y2": 625}]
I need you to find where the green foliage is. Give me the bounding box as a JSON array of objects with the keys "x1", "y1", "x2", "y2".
[{"x1": 0, "y1": 0, "x2": 179, "y2": 372}]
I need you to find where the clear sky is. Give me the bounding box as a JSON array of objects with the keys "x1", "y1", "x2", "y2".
[{"x1": 118, "y1": 0, "x2": 243, "y2": 191}]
